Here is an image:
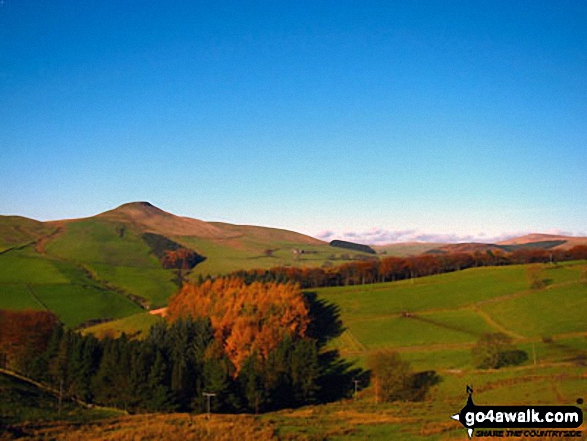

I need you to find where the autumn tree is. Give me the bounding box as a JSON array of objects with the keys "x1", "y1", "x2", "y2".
[
  {"x1": 0, "y1": 309, "x2": 59, "y2": 373},
  {"x1": 167, "y1": 278, "x2": 310, "y2": 374}
]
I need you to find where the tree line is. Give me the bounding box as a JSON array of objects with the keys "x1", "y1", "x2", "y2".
[
  {"x1": 227, "y1": 245, "x2": 587, "y2": 289},
  {"x1": 1, "y1": 311, "x2": 321, "y2": 413}
]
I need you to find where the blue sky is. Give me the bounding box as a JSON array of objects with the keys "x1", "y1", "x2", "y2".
[{"x1": 1, "y1": 1, "x2": 586, "y2": 243}]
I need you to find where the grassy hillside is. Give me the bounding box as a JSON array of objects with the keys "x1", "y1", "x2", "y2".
[
  {"x1": 0, "y1": 216, "x2": 51, "y2": 253},
  {"x1": 0, "y1": 371, "x2": 122, "y2": 427},
  {"x1": 3, "y1": 258, "x2": 587, "y2": 439},
  {"x1": 82, "y1": 311, "x2": 163, "y2": 339},
  {"x1": 316, "y1": 261, "x2": 587, "y2": 372},
  {"x1": 0, "y1": 244, "x2": 145, "y2": 327},
  {"x1": 0, "y1": 203, "x2": 357, "y2": 326}
]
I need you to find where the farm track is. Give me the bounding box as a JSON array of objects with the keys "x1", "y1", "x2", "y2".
[
  {"x1": 34, "y1": 225, "x2": 65, "y2": 254},
  {"x1": 471, "y1": 306, "x2": 524, "y2": 339}
]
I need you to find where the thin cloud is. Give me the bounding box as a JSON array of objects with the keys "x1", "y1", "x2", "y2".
[{"x1": 310, "y1": 228, "x2": 582, "y2": 246}]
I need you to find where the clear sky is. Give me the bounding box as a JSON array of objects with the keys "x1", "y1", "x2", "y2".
[{"x1": 1, "y1": 1, "x2": 586, "y2": 244}]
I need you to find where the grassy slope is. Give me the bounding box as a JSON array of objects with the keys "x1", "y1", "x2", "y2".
[
  {"x1": 0, "y1": 372, "x2": 122, "y2": 427},
  {"x1": 0, "y1": 223, "x2": 147, "y2": 326},
  {"x1": 316, "y1": 262, "x2": 587, "y2": 367},
  {"x1": 3, "y1": 261, "x2": 587, "y2": 440},
  {"x1": 0, "y1": 216, "x2": 51, "y2": 253},
  {"x1": 0, "y1": 210, "x2": 354, "y2": 323},
  {"x1": 82, "y1": 312, "x2": 163, "y2": 339},
  {"x1": 177, "y1": 235, "x2": 344, "y2": 278}
]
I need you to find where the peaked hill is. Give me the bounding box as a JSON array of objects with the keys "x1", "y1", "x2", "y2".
[{"x1": 0, "y1": 202, "x2": 342, "y2": 326}]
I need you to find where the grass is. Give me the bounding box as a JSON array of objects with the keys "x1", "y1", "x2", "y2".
[
  {"x1": 347, "y1": 313, "x2": 483, "y2": 350},
  {"x1": 0, "y1": 249, "x2": 144, "y2": 327},
  {"x1": 82, "y1": 312, "x2": 163, "y2": 339},
  {"x1": 31, "y1": 284, "x2": 143, "y2": 327},
  {"x1": 479, "y1": 282, "x2": 587, "y2": 338},
  {"x1": 0, "y1": 250, "x2": 69, "y2": 285},
  {"x1": 0, "y1": 216, "x2": 50, "y2": 253},
  {"x1": 89, "y1": 263, "x2": 178, "y2": 308},
  {"x1": 315, "y1": 265, "x2": 530, "y2": 320},
  {"x1": 314, "y1": 261, "x2": 587, "y2": 383},
  {"x1": 0, "y1": 284, "x2": 45, "y2": 310},
  {"x1": 178, "y1": 236, "x2": 368, "y2": 278},
  {"x1": 45, "y1": 219, "x2": 162, "y2": 267},
  {"x1": 0, "y1": 372, "x2": 122, "y2": 427}
]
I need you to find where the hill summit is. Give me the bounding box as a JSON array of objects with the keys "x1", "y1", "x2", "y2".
[{"x1": 98, "y1": 201, "x2": 230, "y2": 238}]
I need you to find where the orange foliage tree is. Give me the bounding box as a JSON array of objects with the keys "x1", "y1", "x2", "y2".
[
  {"x1": 166, "y1": 278, "x2": 309, "y2": 374},
  {"x1": 0, "y1": 309, "x2": 59, "y2": 371}
]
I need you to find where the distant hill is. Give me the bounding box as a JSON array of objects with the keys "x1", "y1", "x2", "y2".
[
  {"x1": 2, "y1": 202, "x2": 586, "y2": 328},
  {"x1": 497, "y1": 233, "x2": 587, "y2": 249},
  {"x1": 97, "y1": 202, "x2": 229, "y2": 239},
  {"x1": 426, "y1": 236, "x2": 587, "y2": 255},
  {"x1": 0, "y1": 202, "x2": 347, "y2": 326},
  {"x1": 0, "y1": 216, "x2": 52, "y2": 253}
]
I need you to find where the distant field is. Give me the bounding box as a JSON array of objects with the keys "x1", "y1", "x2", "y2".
[
  {"x1": 0, "y1": 249, "x2": 69, "y2": 285},
  {"x1": 373, "y1": 242, "x2": 443, "y2": 257},
  {"x1": 3, "y1": 260, "x2": 587, "y2": 439},
  {"x1": 83, "y1": 312, "x2": 163, "y2": 339},
  {"x1": 45, "y1": 219, "x2": 161, "y2": 267},
  {"x1": 31, "y1": 284, "x2": 143, "y2": 328},
  {"x1": 0, "y1": 216, "x2": 50, "y2": 253},
  {"x1": 315, "y1": 262, "x2": 587, "y2": 374},
  {"x1": 0, "y1": 285, "x2": 45, "y2": 310},
  {"x1": 0, "y1": 248, "x2": 144, "y2": 327},
  {"x1": 480, "y1": 282, "x2": 587, "y2": 338},
  {"x1": 315, "y1": 265, "x2": 529, "y2": 318},
  {"x1": 89, "y1": 263, "x2": 178, "y2": 308},
  {"x1": 177, "y1": 236, "x2": 361, "y2": 278}
]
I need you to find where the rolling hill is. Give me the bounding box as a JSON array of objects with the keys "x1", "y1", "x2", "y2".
[
  {"x1": 0, "y1": 202, "x2": 350, "y2": 326},
  {"x1": 1, "y1": 201, "x2": 585, "y2": 330}
]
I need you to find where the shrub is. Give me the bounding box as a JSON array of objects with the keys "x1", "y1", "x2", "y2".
[
  {"x1": 472, "y1": 333, "x2": 528, "y2": 369},
  {"x1": 368, "y1": 351, "x2": 439, "y2": 402}
]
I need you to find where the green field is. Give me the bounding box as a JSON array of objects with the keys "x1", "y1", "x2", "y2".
[
  {"x1": 176, "y1": 235, "x2": 360, "y2": 279},
  {"x1": 82, "y1": 311, "x2": 163, "y2": 339},
  {"x1": 0, "y1": 250, "x2": 69, "y2": 285},
  {"x1": 89, "y1": 263, "x2": 177, "y2": 308},
  {"x1": 1, "y1": 208, "x2": 365, "y2": 328},
  {"x1": 45, "y1": 219, "x2": 162, "y2": 267},
  {"x1": 316, "y1": 262, "x2": 587, "y2": 371},
  {"x1": 2, "y1": 257, "x2": 587, "y2": 439},
  {"x1": 0, "y1": 248, "x2": 145, "y2": 327}
]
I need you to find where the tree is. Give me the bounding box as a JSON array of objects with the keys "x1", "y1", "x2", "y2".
[
  {"x1": 368, "y1": 351, "x2": 413, "y2": 402},
  {"x1": 472, "y1": 332, "x2": 527, "y2": 369},
  {"x1": 527, "y1": 265, "x2": 546, "y2": 289}
]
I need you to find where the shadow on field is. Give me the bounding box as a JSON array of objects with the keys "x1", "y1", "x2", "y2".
[
  {"x1": 304, "y1": 292, "x2": 345, "y2": 346},
  {"x1": 304, "y1": 292, "x2": 369, "y2": 402}
]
